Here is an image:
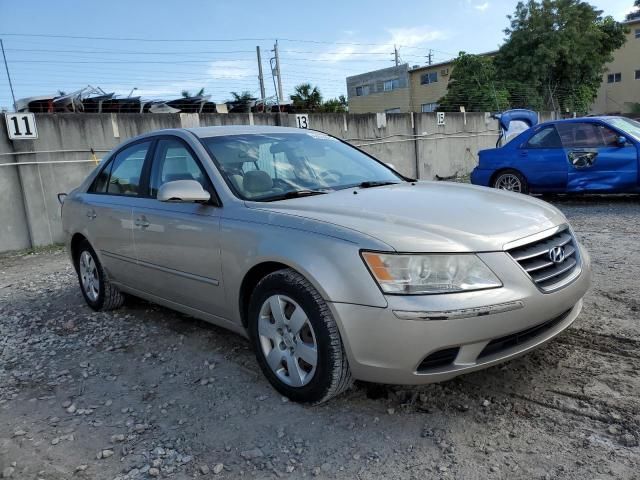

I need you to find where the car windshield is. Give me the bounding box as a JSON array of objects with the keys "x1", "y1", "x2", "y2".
[
  {"x1": 202, "y1": 132, "x2": 403, "y2": 201},
  {"x1": 606, "y1": 117, "x2": 640, "y2": 142}
]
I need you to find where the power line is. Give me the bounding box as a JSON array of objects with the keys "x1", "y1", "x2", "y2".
[{"x1": 0, "y1": 32, "x2": 440, "y2": 49}]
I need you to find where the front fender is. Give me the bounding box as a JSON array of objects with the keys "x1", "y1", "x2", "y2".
[{"x1": 219, "y1": 217, "x2": 389, "y2": 325}]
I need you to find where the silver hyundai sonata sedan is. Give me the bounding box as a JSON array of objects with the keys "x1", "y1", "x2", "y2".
[{"x1": 61, "y1": 126, "x2": 591, "y2": 403}]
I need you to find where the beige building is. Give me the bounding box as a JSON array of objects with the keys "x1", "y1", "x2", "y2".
[
  {"x1": 591, "y1": 18, "x2": 640, "y2": 114},
  {"x1": 346, "y1": 53, "x2": 495, "y2": 114}
]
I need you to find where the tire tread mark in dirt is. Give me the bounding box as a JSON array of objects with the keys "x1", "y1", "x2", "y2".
[{"x1": 559, "y1": 328, "x2": 640, "y2": 361}]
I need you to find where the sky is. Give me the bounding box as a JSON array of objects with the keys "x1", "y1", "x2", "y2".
[{"x1": 0, "y1": 0, "x2": 636, "y2": 110}]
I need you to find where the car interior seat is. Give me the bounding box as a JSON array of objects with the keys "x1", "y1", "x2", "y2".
[{"x1": 243, "y1": 170, "x2": 274, "y2": 198}]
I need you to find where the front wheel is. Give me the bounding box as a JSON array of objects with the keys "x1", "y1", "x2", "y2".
[
  {"x1": 248, "y1": 269, "x2": 352, "y2": 403},
  {"x1": 492, "y1": 169, "x2": 529, "y2": 194}
]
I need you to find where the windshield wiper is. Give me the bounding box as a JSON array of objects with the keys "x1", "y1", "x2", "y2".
[
  {"x1": 262, "y1": 190, "x2": 328, "y2": 202},
  {"x1": 358, "y1": 181, "x2": 401, "y2": 188}
]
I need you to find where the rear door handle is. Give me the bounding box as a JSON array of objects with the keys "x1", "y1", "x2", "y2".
[
  {"x1": 134, "y1": 216, "x2": 150, "y2": 228},
  {"x1": 86, "y1": 209, "x2": 96, "y2": 220},
  {"x1": 519, "y1": 151, "x2": 528, "y2": 157}
]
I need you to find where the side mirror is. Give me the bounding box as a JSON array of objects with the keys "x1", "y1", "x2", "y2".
[
  {"x1": 157, "y1": 180, "x2": 210, "y2": 203},
  {"x1": 617, "y1": 136, "x2": 627, "y2": 147}
]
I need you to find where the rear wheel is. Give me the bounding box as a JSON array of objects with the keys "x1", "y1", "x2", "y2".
[
  {"x1": 248, "y1": 268, "x2": 352, "y2": 403},
  {"x1": 75, "y1": 241, "x2": 125, "y2": 311},
  {"x1": 492, "y1": 169, "x2": 529, "y2": 194}
]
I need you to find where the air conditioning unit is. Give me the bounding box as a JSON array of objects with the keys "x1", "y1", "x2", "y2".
[{"x1": 441, "y1": 68, "x2": 450, "y2": 76}]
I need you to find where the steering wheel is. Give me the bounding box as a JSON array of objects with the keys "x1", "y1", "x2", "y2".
[{"x1": 320, "y1": 169, "x2": 344, "y2": 183}]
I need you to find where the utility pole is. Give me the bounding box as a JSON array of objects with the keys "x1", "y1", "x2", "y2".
[
  {"x1": 427, "y1": 49, "x2": 433, "y2": 66},
  {"x1": 273, "y1": 40, "x2": 284, "y2": 106},
  {"x1": 256, "y1": 46, "x2": 266, "y2": 105},
  {"x1": 393, "y1": 45, "x2": 399, "y2": 66},
  {"x1": 0, "y1": 39, "x2": 17, "y2": 111}
]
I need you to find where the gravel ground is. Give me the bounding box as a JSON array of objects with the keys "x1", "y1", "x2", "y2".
[{"x1": 1, "y1": 195, "x2": 639, "y2": 480}]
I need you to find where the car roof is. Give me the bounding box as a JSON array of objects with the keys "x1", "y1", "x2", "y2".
[
  {"x1": 186, "y1": 125, "x2": 306, "y2": 138},
  {"x1": 536, "y1": 115, "x2": 624, "y2": 128}
]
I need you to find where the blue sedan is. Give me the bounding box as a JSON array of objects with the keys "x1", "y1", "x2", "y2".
[{"x1": 471, "y1": 116, "x2": 640, "y2": 194}]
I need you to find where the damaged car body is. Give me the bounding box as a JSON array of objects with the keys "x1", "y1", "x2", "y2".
[{"x1": 472, "y1": 114, "x2": 640, "y2": 194}]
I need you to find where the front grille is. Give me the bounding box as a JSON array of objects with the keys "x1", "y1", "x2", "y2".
[
  {"x1": 507, "y1": 228, "x2": 580, "y2": 291},
  {"x1": 478, "y1": 308, "x2": 571, "y2": 359},
  {"x1": 417, "y1": 347, "x2": 460, "y2": 371}
]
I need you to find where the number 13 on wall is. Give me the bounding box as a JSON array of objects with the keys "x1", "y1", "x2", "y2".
[
  {"x1": 295, "y1": 114, "x2": 309, "y2": 129},
  {"x1": 5, "y1": 113, "x2": 38, "y2": 140}
]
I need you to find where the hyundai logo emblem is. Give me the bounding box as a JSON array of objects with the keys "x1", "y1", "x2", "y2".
[{"x1": 548, "y1": 246, "x2": 565, "y2": 264}]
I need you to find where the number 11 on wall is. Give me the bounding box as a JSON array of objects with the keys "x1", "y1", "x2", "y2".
[{"x1": 5, "y1": 113, "x2": 38, "y2": 140}]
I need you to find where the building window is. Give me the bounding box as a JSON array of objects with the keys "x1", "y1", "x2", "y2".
[
  {"x1": 383, "y1": 78, "x2": 400, "y2": 91},
  {"x1": 636, "y1": 70, "x2": 640, "y2": 80},
  {"x1": 607, "y1": 72, "x2": 622, "y2": 83},
  {"x1": 420, "y1": 72, "x2": 438, "y2": 85},
  {"x1": 385, "y1": 108, "x2": 401, "y2": 114},
  {"x1": 355, "y1": 85, "x2": 370, "y2": 96},
  {"x1": 421, "y1": 103, "x2": 438, "y2": 112}
]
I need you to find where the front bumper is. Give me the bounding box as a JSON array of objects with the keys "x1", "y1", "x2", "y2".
[{"x1": 328, "y1": 244, "x2": 591, "y2": 385}]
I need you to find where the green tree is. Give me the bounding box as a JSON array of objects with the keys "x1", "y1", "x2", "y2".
[
  {"x1": 627, "y1": 0, "x2": 640, "y2": 20},
  {"x1": 438, "y1": 52, "x2": 510, "y2": 112},
  {"x1": 495, "y1": 0, "x2": 628, "y2": 113},
  {"x1": 290, "y1": 83, "x2": 323, "y2": 111},
  {"x1": 321, "y1": 94, "x2": 348, "y2": 112}
]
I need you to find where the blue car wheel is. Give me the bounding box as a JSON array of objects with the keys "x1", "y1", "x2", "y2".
[{"x1": 492, "y1": 169, "x2": 529, "y2": 194}]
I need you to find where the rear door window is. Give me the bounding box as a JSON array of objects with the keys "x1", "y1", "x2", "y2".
[
  {"x1": 107, "y1": 143, "x2": 149, "y2": 196},
  {"x1": 524, "y1": 126, "x2": 562, "y2": 149},
  {"x1": 90, "y1": 141, "x2": 151, "y2": 195}
]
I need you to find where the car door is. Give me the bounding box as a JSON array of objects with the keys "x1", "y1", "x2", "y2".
[
  {"x1": 556, "y1": 121, "x2": 638, "y2": 192},
  {"x1": 82, "y1": 140, "x2": 152, "y2": 286},
  {"x1": 131, "y1": 136, "x2": 225, "y2": 316},
  {"x1": 517, "y1": 125, "x2": 568, "y2": 191}
]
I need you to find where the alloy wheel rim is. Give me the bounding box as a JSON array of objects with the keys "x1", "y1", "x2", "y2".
[
  {"x1": 79, "y1": 251, "x2": 99, "y2": 302},
  {"x1": 258, "y1": 294, "x2": 318, "y2": 387},
  {"x1": 496, "y1": 174, "x2": 522, "y2": 192}
]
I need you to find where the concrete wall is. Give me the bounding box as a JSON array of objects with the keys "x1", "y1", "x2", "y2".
[{"x1": 0, "y1": 111, "x2": 502, "y2": 253}]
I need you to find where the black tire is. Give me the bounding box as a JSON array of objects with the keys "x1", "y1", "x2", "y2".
[
  {"x1": 492, "y1": 169, "x2": 529, "y2": 194},
  {"x1": 74, "y1": 240, "x2": 125, "y2": 311},
  {"x1": 248, "y1": 268, "x2": 353, "y2": 403}
]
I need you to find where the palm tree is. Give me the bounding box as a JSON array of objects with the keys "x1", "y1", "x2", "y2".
[
  {"x1": 229, "y1": 91, "x2": 255, "y2": 103},
  {"x1": 181, "y1": 87, "x2": 206, "y2": 98},
  {"x1": 290, "y1": 83, "x2": 323, "y2": 111}
]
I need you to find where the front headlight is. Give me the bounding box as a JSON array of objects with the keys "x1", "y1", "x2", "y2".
[{"x1": 361, "y1": 252, "x2": 502, "y2": 295}]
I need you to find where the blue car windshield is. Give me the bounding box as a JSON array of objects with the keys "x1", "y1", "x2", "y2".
[{"x1": 607, "y1": 118, "x2": 640, "y2": 142}]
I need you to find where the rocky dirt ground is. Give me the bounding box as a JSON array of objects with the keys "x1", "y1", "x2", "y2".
[{"x1": 1, "y1": 195, "x2": 639, "y2": 480}]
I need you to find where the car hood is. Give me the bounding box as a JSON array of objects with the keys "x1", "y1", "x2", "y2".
[{"x1": 249, "y1": 181, "x2": 566, "y2": 252}]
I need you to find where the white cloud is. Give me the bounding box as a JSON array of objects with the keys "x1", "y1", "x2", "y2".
[
  {"x1": 309, "y1": 26, "x2": 446, "y2": 64},
  {"x1": 206, "y1": 60, "x2": 254, "y2": 80},
  {"x1": 384, "y1": 26, "x2": 446, "y2": 47},
  {"x1": 474, "y1": 2, "x2": 490, "y2": 12}
]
